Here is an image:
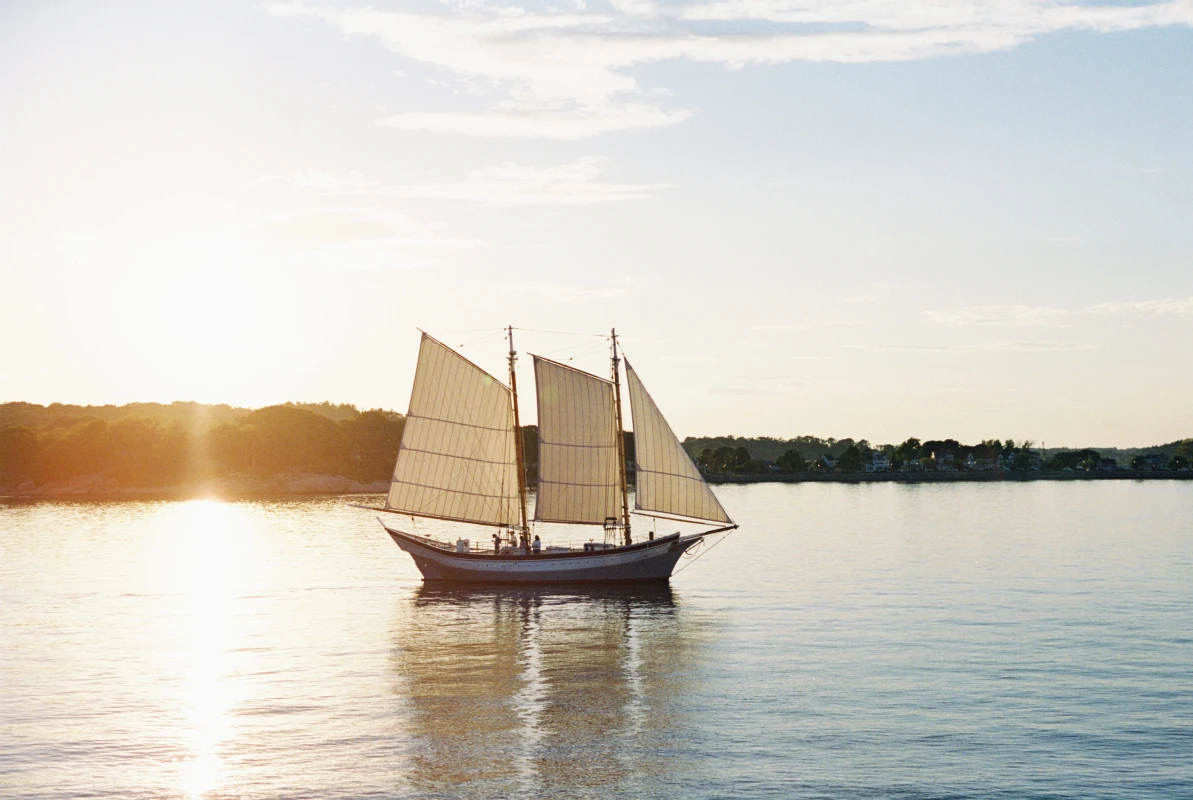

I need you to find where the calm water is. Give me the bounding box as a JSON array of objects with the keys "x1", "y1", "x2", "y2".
[{"x1": 2, "y1": 482, "x2": 1192, "y2": 799}]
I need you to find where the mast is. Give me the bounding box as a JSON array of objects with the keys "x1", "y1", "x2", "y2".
[
  {"x1": 508, "y1": 325, "x2": 529, "y2": 533},
  {"x1": 611, "y1": 328, "x2": 632, "y2": 545}
]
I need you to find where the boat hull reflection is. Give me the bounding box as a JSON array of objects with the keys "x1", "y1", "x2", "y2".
[{"x1": 391, "y1": 584, "x2": 713, "y2": 798}]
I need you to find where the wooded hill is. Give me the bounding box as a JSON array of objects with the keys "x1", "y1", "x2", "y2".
[{"x1": 0, "y1": 402, "x2": 404, "y2": 490}]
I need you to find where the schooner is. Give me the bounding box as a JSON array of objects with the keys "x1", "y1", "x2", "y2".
[{"x1": 366, "y1": 328, "x2": 736, "y2": 583}]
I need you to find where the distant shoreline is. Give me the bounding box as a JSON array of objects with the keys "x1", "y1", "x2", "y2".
[
  {"x1": 0, "y1": 474, "x2": 390, "y2": 502},
  {"x1": 4, "y1": 468, "x2": 1193, "y2": 502},
  {"x1": 705, "y1": 471, "x2": 1193, "y2": 484}
]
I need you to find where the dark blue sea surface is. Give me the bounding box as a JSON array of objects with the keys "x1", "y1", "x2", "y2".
[{"x1": 2, "y1": 481, "x2": 1191, "y2": 798}]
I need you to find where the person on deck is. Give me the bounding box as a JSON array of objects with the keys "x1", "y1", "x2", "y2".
[
  {"x1": 532, "y1": 535, "x2": 541, "y2": 555},
  {"x1": 493, "y1": 532, "x2": 502, "y2": 554}
]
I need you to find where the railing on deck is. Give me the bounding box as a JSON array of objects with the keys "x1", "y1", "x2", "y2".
[{"x1": 404, "y1": 532, "x2": 635, "y2": 556}]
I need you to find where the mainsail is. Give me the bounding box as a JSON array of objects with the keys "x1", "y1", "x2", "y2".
[
  {"x1": 533, "y1": 356, "x2": 621, "y2": 525},
  {"x1": 624, "y1": 359, "x2": 732, "y2": 525},
  {"x1": 386, "y1": 334, "x2": 520, "y2": 527}
]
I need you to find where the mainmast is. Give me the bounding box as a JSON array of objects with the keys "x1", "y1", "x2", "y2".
[
  {"x1": 610, "y1": 328, "x2": 632, "y2": 545},
  {"x1": 508, "y1": 326, "x2": 529, "y2": 533}
]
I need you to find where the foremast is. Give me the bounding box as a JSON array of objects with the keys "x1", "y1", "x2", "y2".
[
  {"x1": 507, "y1": 325, "x2": 529, "y2": 534},
  {"x1": 611, "y1": 329, "x2": 632, "y2": 546}
]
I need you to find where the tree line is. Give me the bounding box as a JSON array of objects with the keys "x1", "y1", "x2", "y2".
[
  {"x1": 3, "y1": 401, "x2": 1189, "y2": 489},
  {"x1": 685, "y1": 435, "x2": 1193, "y2": 475},
  {"x1": 0, "y1": 402, "x2": 405, "y2": 489}
]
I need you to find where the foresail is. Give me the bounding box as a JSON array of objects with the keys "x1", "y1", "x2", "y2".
[
  {"x1": 625, "y1": 359, "x2": 732, "y2": 525},
  {"x1": 387, "y1": 334, "x2": 520, "y2": 527},
  {"x1": 533, "y1": 356, "x2": 621, "y2": 525}
]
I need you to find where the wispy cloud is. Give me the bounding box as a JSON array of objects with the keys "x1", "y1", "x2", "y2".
[
  {"x1": 288, "y1": 170, "x2": 380, "y2": 191},
  {"x1": 925, "y1": 305, "x2": 1070, "y2": 327},
  {"x1": 250, "y1": 170, "x2": 381, "y2": 191},
  {"x1": 850, "y1": 341, "x2": 1094, "y2": 353},
  {"x1": 927, "y1": 296, "x2": 1193, "y2": 327},
  {"x1": 260, "y1": 208, "x2": 481, "y2": 249},
  {"x1": 505, "y1": 282, "x2": 627, "y2": 302},
  {"x1": 379, "y1": 105, "x2": 691, "y2": 140},
  {"x1": 1086, "y1": 296, "x2": 1193, "y2": 316},
  {"x1": 362, "y1": 157, "x2": 667, "y2": 206},
  {"x1": 709, "y1": 376, "x2": 804, "y2": 395},
  {"x1": 752, "y1": 320, "x2": 862, "y2": 331},
  {"x1": 269, "y1": 0, "x2": 1193, "y2": 139},
  {"x1": 268, "y1": 158, "x2": 664, "y2": 206}
]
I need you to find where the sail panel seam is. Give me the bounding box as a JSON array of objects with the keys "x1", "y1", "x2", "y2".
[
  {"x1": 398, "y1": 444, "x2": 515, "y2": 467},
  {"x1": 406, "y1": 412, "x2": 512, "y2": 433},
  {"x1": 389, "y1": 479, "x2": 514, "y2": 502}
]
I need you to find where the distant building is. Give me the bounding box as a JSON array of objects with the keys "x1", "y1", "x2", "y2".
[
  {"x1": 1144, "y1": 453, "x2": 1167, "y2": 471},
  {"x1": 902, "y1": 458, "x2": 923, "y2": 472},
  {"x1": 818, "y1": 454, "x2": 836, "y2": 470},
  {"x1": 1097, "y1": 458, "x2": 1118, "y2": 471},
  {"x1": 865, "y1": 452, "x2": 891, "y2": 473},
  {"x1": 932, "y1": 452, "x2": 956, "y2": 471}
]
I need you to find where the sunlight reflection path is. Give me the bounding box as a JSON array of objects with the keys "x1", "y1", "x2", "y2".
[
  {"x1": 513, "y1": 598, "x2": 546, "y2": 797},
  {"x1": 169, "y1": 501, "x2": 252, "y2": 799}
]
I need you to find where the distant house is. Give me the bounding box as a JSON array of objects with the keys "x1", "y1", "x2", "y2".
[
  {"x1": 865, "y1": 452, "x2": 891, "y2": 473},
  {"x1": 818, "y1": 454, "x2": 836, "y2": 470},
  {"x1": 935, "y1": 453, "x2": 956, "y2": 472},
  {"x1": 964, "y1": 454, "x2": 977, "y2": 470},
  {"x1": 902, "y1": 458, "x2": 923, "y2": 472},
  {"x1": 1097, "y1": 458, "x2": 1118, "y2": 471},
  {"x1": 1144, "y1": 453, "x2": 1167, "y2": 471}
]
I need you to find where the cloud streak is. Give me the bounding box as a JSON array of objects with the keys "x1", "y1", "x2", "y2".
[
  {"x1": 927, "y1": 296, "x2": 1193, "y2": 327},
  {"x1": 850, "y1": 341, "x2": 1094, "y2": 353},
  {"x1": 925, "y1": 305, "x2": 1070, "y2": 327},
  {"x1": 752, "y1": 320, "x2": 862, "y2": 331},
  {"x1": 269, "y1": 158, "x2": 664, "y2": 206},
  {"x1": 269, "y1": 0, "x2": 1193, "y2": 139},
  {"x1": 362, "y1": 157, "x2": 667, "y2": 205}
]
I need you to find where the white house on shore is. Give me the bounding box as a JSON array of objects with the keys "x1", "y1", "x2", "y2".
[{"x1": 865, "y1": 452, "x2": 891, "y2": 473}]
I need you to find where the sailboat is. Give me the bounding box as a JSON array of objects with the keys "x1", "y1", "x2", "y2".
[{"x1": 365, "y1": 327, "x2": 736, "y2": 583}]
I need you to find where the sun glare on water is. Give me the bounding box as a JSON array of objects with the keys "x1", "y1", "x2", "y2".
[{"x1": 168, "y1": 500, "x2": 255, "y2": 799}]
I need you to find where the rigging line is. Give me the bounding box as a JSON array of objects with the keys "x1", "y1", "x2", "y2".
[
  {"x1": 513, "y1": 327, "x2": 607, "y2": 338},
  {"x1": 455, "y1": 331, "x2": 506, "y2": 348},
  {"x1": 435, "y1": 326, "x2": 506, "y2": 334},
  {"x1": 540, "y1": 338, "x2": 609, "y2": 357},
  {"x1": 673, "y1": 527, "x2": 737, "y2": 576},
  {"x1": 541, "y1": 341, "x2": 611, "y2": 361}
]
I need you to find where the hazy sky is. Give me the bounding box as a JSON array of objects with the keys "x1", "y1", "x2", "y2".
[{"x1": 2, "y1": 0, "x2": 1191, "y2": 446}]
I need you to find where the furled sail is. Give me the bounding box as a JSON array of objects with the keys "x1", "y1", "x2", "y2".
[
  {"x1": 533, "y1": 356, "x2": 621, "y2": 525},
  {"x1": 625, "y1": 359, "x2": 732, "y2": 525},
  {"x1": 386, "y1": 334, "x2": 520, "y2": 527}
]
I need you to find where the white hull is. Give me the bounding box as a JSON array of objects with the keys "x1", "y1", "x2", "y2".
[{"x1": 381, "y1": 521, "x2": 701, "y2": 583}]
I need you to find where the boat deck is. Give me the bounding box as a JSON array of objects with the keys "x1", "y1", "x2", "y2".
[{"x1": 383, "y1": 523, "x2": 683, "y2": 561}]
